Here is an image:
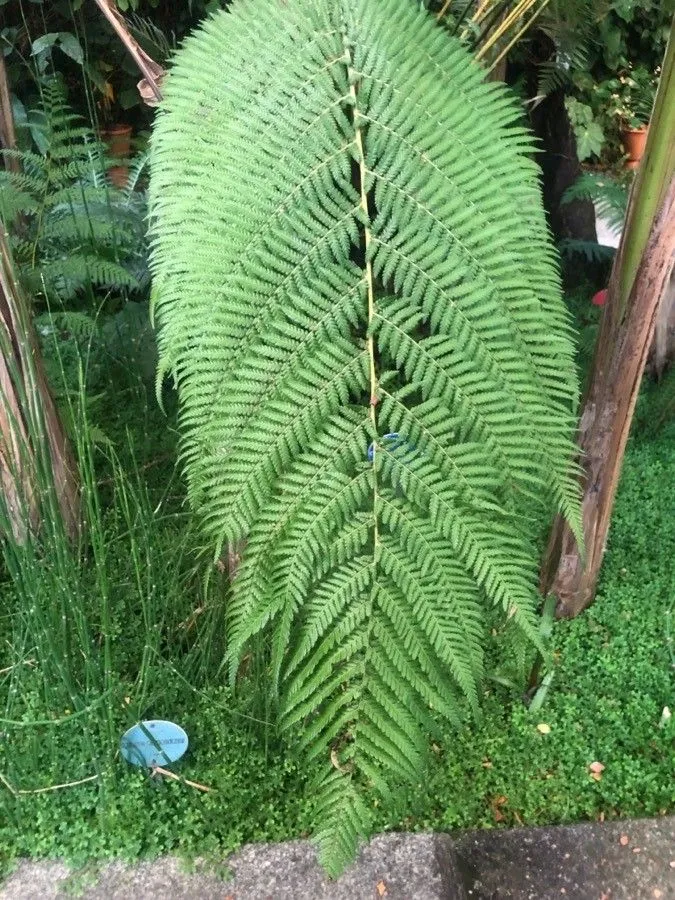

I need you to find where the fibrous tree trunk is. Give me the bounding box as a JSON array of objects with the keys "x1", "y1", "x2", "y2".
[
  {"x1": 649, "y1": 272, "x2": 675, "y2": 378},
  {"x1": 542, "y1": 20, "x2": 675, "y2": 617},
  {"x1": 0, "y1": 233, "x2": 80, "y2": 541},
  {"x1": 0, "y1": 56, "x2": 79, "y2": 542}
]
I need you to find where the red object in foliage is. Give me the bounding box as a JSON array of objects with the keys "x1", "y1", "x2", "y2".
[{"x1": 592, "y1": 288, "x2": 608, "y2": 307}]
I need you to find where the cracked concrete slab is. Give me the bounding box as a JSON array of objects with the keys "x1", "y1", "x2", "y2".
[{"x1": 0, "y1": 833, "x2": 464, "y2": 900}]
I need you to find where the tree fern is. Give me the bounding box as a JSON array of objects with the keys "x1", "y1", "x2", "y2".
[
  {"x1": 0, "y1": 81, "x2": 147, "y2": 304},
  {"x1": 149, "y1": 0, "x2": 581, "y2": 875},
  {"x1": 535, "y1": 0, "x2": 600, "y2": 98},
  {"x1": 562, "y1": 172, "x2": 628, "y2": 236}
]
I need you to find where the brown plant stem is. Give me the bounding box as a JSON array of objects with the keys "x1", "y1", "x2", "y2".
[
  {"x1": 541, "y1": 179, "x2": 675, "y2": 617},
  {"x1": 0, "y1": 57, "x2": 79, "y2": 542},
  {"x1": 91, "y1": 0, "x2": 165, "y2": 106}
]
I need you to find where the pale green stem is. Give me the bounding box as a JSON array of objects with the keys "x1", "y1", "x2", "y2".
[{"x1": 618, "y1": 17, "x2": 675, "y2": 310}]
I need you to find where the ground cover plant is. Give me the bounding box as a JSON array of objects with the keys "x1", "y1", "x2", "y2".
[{"x1": 0, "y1": 366, "x2": 671, "y2": 877}]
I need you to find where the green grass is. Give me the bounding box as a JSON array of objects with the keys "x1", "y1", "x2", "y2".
[
  {"x1": 0, "y1": 318, "x2": 673, "y2": 878},
  {"x1": 411, "y1": 401, "x2": 675, "y2": 830}
]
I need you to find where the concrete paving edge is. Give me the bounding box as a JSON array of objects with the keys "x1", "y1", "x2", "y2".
[{"x1": 1, "y1": 817, "x2": 673, "y2": 900}]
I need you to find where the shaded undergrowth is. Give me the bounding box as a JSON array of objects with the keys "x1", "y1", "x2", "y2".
[{"x1": 0, "y1": 313, "x2": 672, "y2": 877}]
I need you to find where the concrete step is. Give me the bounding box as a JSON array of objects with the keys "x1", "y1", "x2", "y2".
[{"x1": 1, "y1": 817, "x2": 673, "y2": 899}]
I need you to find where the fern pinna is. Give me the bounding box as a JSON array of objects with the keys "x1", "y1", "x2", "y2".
[{"x1": 149, "y1": 0, "x2": 581, "y2": 874}]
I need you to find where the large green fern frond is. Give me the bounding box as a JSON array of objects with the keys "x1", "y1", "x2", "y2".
[{"x1": 149, "y1": 0, "x2": 580, "y2": 875}]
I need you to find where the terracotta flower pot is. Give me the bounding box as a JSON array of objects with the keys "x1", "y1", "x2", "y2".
[
  {"x1": 101, "y1": 124, "x2": 133, "y2": 188},
  {"x1": 620, "y1": 125, "x2": 649, "y2": 171}
]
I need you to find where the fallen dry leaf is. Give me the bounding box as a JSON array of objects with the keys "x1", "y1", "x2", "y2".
[
  {"x1": 536, "y1": 723, "x2": 551, "y2": 735},
  {"x1": 619, "y1": 834, "x2": 629, "y2": 846},
  {"x1": 490, "y1": 795, "x2": 508, "y2": 823},
  {"x1": 653, "y1": 890, "x2": 663, "y2": 899},
  {"x1": 589, "y1": 761, "x2": 605, "y2": 781},
  {"x1": 376, "y1": 881, "x2": 387, "y2": 897}
]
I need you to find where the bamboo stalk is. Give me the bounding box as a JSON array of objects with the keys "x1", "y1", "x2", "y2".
[
  {"x1": 475, "y1": 0, "x2": 541, "y2": 60},
  {"x1": 436, "y1": 0, "x2": 454, "y2": 21},
  {"x1": 486, "y1": 0, "x2": 552, "y2": 72}
]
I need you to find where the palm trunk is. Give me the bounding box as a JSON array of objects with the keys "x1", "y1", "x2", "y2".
[{"x1": 542, "y1": 20, "x2": 675, "y2": 617}]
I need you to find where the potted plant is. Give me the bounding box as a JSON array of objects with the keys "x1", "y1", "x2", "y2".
[
  {"x1": 101, "y1": 122, "x2": 133, "y2": 187},
  {"x1": 96, "y1": 58, "x2": 139, "y2": 188},
  {"x1": 610, "y1": 66, "x2": 659, "y2": 169}
]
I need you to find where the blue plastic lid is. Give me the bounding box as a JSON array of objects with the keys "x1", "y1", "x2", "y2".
[
  {"x1": 120, "y1": 720, "x2": 188, "y2": 768},
  {"x1": 367, "y1": 432, "x2": 402, "y2": 462}
]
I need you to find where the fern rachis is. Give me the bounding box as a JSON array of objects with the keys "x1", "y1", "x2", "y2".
[{"x1": 149, "y1": 0, "x2": 581, "y2": 875}]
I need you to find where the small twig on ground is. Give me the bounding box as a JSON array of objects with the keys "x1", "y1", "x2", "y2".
[
  {"x1": 0, "y1": 658, "x2": 36, "y2": 676},
  {"x1": 151, "y1": 765, "x2": 212, "y2": 793},
  {"x1": 95, "y1": 453, "x2": 173, "y2": 487},
  {"x1": 0, "y1": 771, "x2": 17, "y2": 795},
  {"x1": 0, "y1": 771, "x2": 99, "y2": 794}
]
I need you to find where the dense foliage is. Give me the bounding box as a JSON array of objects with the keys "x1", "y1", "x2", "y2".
[
  {"x1": 1, "y1": 0, "x2": 224, "y2": 140},
  {"x1": 566, "y1": 0, "x2": 673, "y2": 161},
  {"x1": 149, "y1": 0, "x2": 581, "y2": 872},
  {"x1": 0, "y1": 80, "x2": 147, "y2": 305},
  {"x1": 0, "y1": 0, "x2": 671, "y2": 884}
]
